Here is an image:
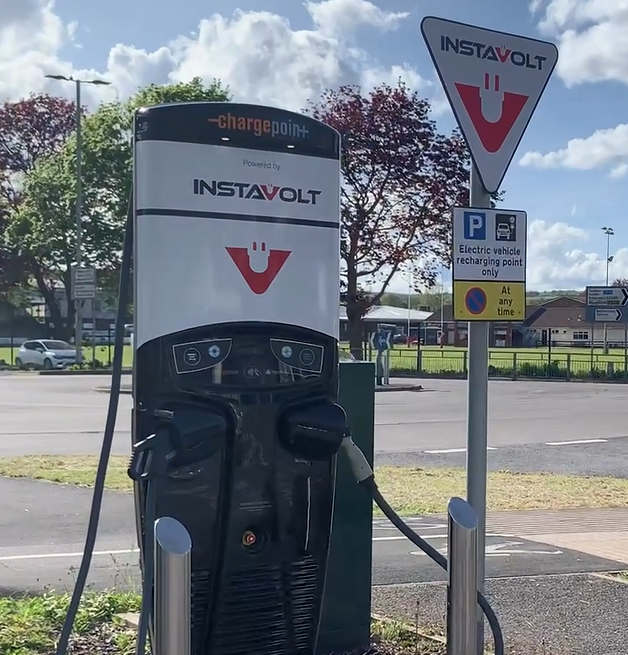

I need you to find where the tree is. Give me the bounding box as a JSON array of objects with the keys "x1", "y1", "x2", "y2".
[
  {"x1": 307, "y1": 80, "x2": 472, "y2": 355},
  {"x1": 5, "y1": 78, "x2": 230, "y2": 338},
  {"x1": 0, "y1": 94, "x2": 77, "y2": 298},
  {"x1": 612, "y1": 278, "x2": 628, "y2": 287}
]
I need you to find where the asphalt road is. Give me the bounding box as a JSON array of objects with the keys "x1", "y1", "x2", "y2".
[
  {"x1": 1, "y1": 375, "x2": 628, "y2": 474},
  {"x1": 1, "y1": 374, "x2": 627, "y2": 594},
  {"x1": 0, "y1": 477, "x2": 623, "y2": 595}
]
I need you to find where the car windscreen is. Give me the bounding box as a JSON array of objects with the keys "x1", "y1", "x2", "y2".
[{"x1": 42, "y1": 340, "x2": 73, "y2": 350}]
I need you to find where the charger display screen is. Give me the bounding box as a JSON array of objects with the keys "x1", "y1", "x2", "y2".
[{"x1": 171, "y1": 336, "x2": 326, "y2": 388}]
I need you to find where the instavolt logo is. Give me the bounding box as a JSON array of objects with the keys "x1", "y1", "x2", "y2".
[
  {"x1": 193, "y1": 179, "x2": 322, "y2": 205},
  {"x1": 440, "y1": 35, "x2": 548, "y2": 71}
]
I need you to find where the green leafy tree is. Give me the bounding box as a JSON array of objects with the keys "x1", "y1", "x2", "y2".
[
  {"x1": 308, "y1": 81, "x2": 472, "y2": 356},
  {"x1": 0, "y1": 94, "x2": 77, "y2": 300},
  {"x1": 5, "y1": 78, "x2": 230, "y2": 338}
]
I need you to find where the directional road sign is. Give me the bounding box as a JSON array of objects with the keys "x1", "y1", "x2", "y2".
[
  {"x1": 71, "y1": 266, "x2": 96, "y2": 300},
  {"x1": 585, "y1": 286, "x2": 628, "y2": 323},
  {"x1": 452, "y1": 207, "x2": 527, "y2": 321},
  {"x1": 594, "y1": 308, "x2": 622, "y2": 322},
  {"x1": 586, "y1": 286, "x2": 628, "y2": 307},
  {"x1": 421, "y1": 17, "x2": 558, "y2": 193},
  {"x1": 370, "y1": 330, "x2": 392, "y2": 352}
]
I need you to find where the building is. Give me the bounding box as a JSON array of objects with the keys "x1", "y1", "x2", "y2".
[
  {"x1": 426, "y1": 295, "x2": 610, "y2": 348},
  {"x1": 523, "y1": 296, "x2": 628, "y2": 347},
  {"x1": 426, "y1": 304, "x2": 536, "y2": 347},
  {"x1": 339, "y1": 305, "x2": 434, "y2": 342}
]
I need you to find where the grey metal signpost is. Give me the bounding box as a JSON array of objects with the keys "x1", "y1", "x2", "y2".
[
  {"x1": 421, "y1": 16, "x2": 558, "y2": 654},
  {"x1": 71, "y1": 265, "x2": 96, "y2": 364},
  {"x1": 465, "y1": 165, "x2": 490, "y2": 632}
]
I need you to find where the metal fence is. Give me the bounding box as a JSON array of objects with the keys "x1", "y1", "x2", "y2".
[{"x1": 367, "y1": 346, "x2": 628, "y2": 381}]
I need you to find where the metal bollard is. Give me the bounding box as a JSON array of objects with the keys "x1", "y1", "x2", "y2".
[
  {"x1": 154, "y1": 517, "x2": 192, "y2": 655},
  {"x1": 446, "y1": 497, "x2": 479, "y2": 655}
]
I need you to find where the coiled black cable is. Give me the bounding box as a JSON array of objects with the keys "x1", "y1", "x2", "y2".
[{"x1": 340, "y1": 436, "x2": 505, "y2": 655}]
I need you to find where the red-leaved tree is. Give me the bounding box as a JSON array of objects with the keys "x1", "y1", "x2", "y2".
[
  {"x1": 0, "y1": 94, "x2": 78, "y2": 299},
  {"x1": 307, "y1": 80, "x2": 470, "y2": 355}
]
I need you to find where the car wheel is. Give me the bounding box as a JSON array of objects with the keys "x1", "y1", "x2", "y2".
[
  {"x1": 43, "y1": 358, "x2": 53, "y2": 370},
  {"x1": 15, "y1": 357, "x2": 23, "y2": 370}
]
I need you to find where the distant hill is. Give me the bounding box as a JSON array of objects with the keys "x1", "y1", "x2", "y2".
[{"x1": 380, "y1": 289, "x2": 584, "y2": 310}]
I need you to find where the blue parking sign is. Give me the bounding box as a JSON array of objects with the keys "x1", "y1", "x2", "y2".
[{"x1": 463, "y1": 211, "x2": 486, "y2": 240}]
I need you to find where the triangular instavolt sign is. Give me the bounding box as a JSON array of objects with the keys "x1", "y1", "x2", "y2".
[{"x1": 421, "y1": 16, "x2": 558, "y2": 193}]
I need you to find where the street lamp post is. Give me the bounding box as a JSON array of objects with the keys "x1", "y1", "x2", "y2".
[
  {"x1": 602, "y1": 226, "x2": 615, "y2": 355},
  {"x1": 440, "y1": 265, "x2": 445, "y2": 343},
  {"x1": 45, "y1": 74, "x2": 111, "y2": 362},
  {"x1": 406, "y1": 271, "x2": 412, "y2": 342}
]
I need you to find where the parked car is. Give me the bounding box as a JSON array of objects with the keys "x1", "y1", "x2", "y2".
[{"x1": 16, "y1": 339, "x2": 77, "y2": 370}]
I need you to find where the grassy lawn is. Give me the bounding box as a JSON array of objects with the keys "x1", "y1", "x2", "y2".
[
  {"x1": 0, "y1": 590, "x2": 141, "y2": 655},
  {"x1": 0, "y1": 345, "x2": 134, "y2": 368},
  {"x1": 0, "y1": 590, "x2": 441, "y2": 655},
  {"x1": 361, "y1": 344, "x2": 628, "y2": 373},
  {"x1": 2, "y1": 342, "x2": 624, "y2": 374},
  {"x1": 1, "y1": 455, "x2": 626, "y2": 515}
]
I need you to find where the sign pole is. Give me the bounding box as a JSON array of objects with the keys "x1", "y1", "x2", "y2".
[{"x1": 466, "y1": 163, "x2": 490, "y2": 655}]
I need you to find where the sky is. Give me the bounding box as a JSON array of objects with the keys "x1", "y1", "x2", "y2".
[{"x1": 3, "y1": 0, "x2": 628, "y2": 294}]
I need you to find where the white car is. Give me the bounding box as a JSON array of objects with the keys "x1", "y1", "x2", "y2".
[{"x1": 16, "y1": 339, "x2": 77, "y2": 370}]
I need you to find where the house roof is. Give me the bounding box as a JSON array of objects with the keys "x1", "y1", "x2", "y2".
[
  {"x1": 364, "y1": 305, "x2": 433, "y2": 322},
  {"x1": 523, "y1": 306, "x2": 589, "y2": 329},
  {"x1": 339, "y1": 304, "x2": 433, "y2": 322}
]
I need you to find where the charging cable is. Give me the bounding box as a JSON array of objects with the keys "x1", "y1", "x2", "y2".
[
  {"x1": 127, "y1": 427, "x2": 176, "y2": 655},
  {"x1": 55, "y1": 196, "x2": 133, "y2": 655},
  {"x1": 340, "y1": 435, "x2": 505, "y2": 655}
]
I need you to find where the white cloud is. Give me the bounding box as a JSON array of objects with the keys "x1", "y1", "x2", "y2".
[
  {"x1": 519, "y1": 123, "x2": 628, "y2": 175},
  {"x1": 0, "y1": 0, "x2": 430, "y2": 115},
  {"x1": 385, "y1": 218, "x2": 628, "y2": 293},
  {"x1": 610, "y1": 162, "x2": 628, "y2": 178},
  {"x1": 532, "y1": 0, "x2": 628, "y2": 87},
  {"x1": 305, "y1": 0, "x2": 409, "y2": 37}
]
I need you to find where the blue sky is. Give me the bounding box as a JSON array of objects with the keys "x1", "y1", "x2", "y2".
[{"x1": 5, "y1": 0, "x2": 628, "y2": 292}]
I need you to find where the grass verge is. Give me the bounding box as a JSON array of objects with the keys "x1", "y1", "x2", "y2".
[
  {"x1": 0, "y1": 590, "x2": 141, "y2": 655},
  {"x1": 0, "y1": 589, "x2": 443, "y2": 655},
  {"x1": 1, "y1": 455, "x2": 627, "y2": 514}
]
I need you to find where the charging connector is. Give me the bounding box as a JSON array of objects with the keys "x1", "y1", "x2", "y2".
[{"x1": 339, "y1": 435, "x2": 505, "y2": 655}]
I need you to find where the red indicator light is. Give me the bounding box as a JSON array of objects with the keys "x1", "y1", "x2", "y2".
[{"x1": 242, "y1": 531, "x2": 257, "y2": 546}]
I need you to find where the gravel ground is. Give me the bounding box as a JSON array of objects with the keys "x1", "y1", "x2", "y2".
[
  {"x1": 372, "y1": 573, "x2": 628, "y2": 655},
  {"x1": 59, "y1": 633, "x2": 443, "y2": 655}
]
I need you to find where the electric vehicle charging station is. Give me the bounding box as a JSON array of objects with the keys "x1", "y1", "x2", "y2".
[
  {"x1": 130, "y1": 102, "x2": 346, "y2": 655},
  {"x1": 54, "y1": 101, "x2": 507, "y2": 655}
]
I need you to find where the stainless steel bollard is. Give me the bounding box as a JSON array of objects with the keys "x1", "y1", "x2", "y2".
[
  {"x1": 447, "y1": 497, "x2": 479, "y2": 655},
  {"x1": 154, "y1": 517, "x2": 192, "y2": 655}
]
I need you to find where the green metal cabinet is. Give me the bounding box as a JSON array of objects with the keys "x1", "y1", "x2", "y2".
[{"x1": 317, "y1": 361, "x2": 375, "y2": 653}]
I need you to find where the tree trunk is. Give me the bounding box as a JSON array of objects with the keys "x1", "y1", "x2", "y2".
[
  {"x1": 31, "y1": 260, "x2": 72, "y2": 340},
  {"x1": 345, "y1": 255, "x2": 368, "y2": 359},
  {"x1": 346, "y1": 308, "x2": 365, "y2": 360}
]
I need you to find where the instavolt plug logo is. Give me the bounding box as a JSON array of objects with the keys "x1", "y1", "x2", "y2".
[
  {"x1": 193, "y1": 179, "x2": 322, "y2": 205},
  {"x1": 226, "y1": 241, "x2": 291, "y2": 295},
  {"x1": 456, "y1": 72, "x2": 528, "y2": 153}
]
